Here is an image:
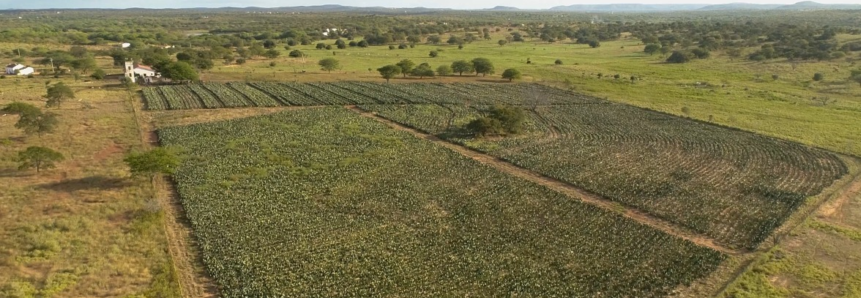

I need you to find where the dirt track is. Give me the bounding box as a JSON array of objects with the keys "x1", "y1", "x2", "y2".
[{"x1": 347, "y1": 105, "x2": 741, "y2": 255}]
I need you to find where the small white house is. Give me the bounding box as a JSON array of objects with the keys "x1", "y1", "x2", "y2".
[
  {"x1": 5, "y1": 63, "x2": 24, "y2": 75},
  {"x1": 123, "y1": 60, "x2": 160, "y2": 83},
  {"x1": 16, "y1": 67, "x2": 34, "y2": 76},
  {"x1": 121, "y1": 42, "x2": 131, "y2": 48}
]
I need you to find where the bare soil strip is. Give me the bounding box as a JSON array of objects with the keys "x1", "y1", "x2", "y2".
[{"x1": 347, "y1": 105, "x2": 741, "y2": 255}]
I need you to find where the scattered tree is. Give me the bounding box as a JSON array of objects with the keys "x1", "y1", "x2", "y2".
[
  {"x1": 813, "y1": 73, "x2": 824, "y2": 81},
  {"x1": 644, "y1": 44, "x2": 660, "y2": 55},
  {"x1": 429, "y1": 51, "x2": 438, "y2": 58},
  {"x1": 396, "y1": 59, "x2": 415, "y2": 78},
  {"x1": 17, "y1": 146, "x2": 64, "y2": 173},
  {"x1": 124, "y1": 147, "x2": 180, "y2": 176},
  {"x1": 264, "y1": 49, "x2": 280, "y2": 59},
  {"x1": 90, "y1": 68, "x2": 106, "y2": 80},
  {"x1": 288, "y1": 50, "x2": 305, "y2": 58},
  {"x1": 498, "y1": 40, "x2": 507, "y2": 46},
  {"x1": 501, "y1": 68, "x2": 522, "y2": 82},
  {"x1": 451, "y1": 60, "x2": 474, "y2": 76},
  {"x1": 318, "y1": 58, "x2": 340, "y2": 73},
  {"x1": 16, "y1": 111, "x2": 58, "y2": 138},
  {"x1": 472, "y1": 58, "x2": 495, "y2": 77},
  {"x1": 410, "y1": 64, "x2": 435, "y2": 79},
  {"x1": 436, "y1": 65, "x2": 452, "y2": 76},
  {"x1": 45, "y1": 82, "x2": 75, "y2": 108},
  {"x1": 377, "y1": 65, "x2": 401, "y2": 83},
  {"x1": 588, "y1": 40, "x2": 601, "y2": 48},
  {"x1": 554, "y1": 59, "x2": 563, "y2": 65}
]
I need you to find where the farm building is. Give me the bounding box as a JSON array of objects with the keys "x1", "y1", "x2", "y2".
[
  {"x1": 5, "y1": 63, "x2": 24, "y2": 74},
  {"x1": 15, "y1": 67, "x2": 34, "y2": 76},
  {"x1": 123, "y1": 60, "x2": 160, "y2": 83}
]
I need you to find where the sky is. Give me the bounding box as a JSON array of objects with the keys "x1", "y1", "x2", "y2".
[{"x1": 1, "y1": 0, "x2": 859, "y2": 10}]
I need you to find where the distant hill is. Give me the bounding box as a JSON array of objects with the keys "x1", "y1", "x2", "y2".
[
  {"x1": 699, "y1": 3, "x2": 782, "y2": 10},
  {"x1": 549, "y1": 4, "x2": 706, "y2": 12},
  {"x1": 486, "y1": 6, "x2": 521, "y2": 11},
  {"x1": 775, "y1": 1, "x2": 861, "y2": 10}
]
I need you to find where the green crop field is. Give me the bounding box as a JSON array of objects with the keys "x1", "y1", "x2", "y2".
[
  {"x1": 158, "y1": 107, "x2": 725, "y2": 297},
  {"x1": 362, "y1": 101, "x2": 847, "y2": 250},
  {"x1": 141, "y1": 82, "x2": 599, "y2": 109},
  {"x1": 147, "y1": 82, "x2": 847, "y2": 250}
]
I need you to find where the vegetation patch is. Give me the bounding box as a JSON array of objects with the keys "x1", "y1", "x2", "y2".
[{"x1": 158, "y1": 107, "x2": 725, "y2": 297}]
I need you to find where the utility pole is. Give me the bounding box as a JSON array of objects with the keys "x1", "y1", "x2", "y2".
[{"x1": 49, "y1": 58, "x2": 54, "y2": 73}]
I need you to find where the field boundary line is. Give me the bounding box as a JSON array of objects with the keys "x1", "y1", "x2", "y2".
[
  {"x1": 712, "y1": 157, "x2": 861, "y2": 297},
  {"x1": 131, "y1": 90, "x2": 220, "y2": 298},
  {"x1": 347, "y1": 105, "x2": 741, "y2": 255}
]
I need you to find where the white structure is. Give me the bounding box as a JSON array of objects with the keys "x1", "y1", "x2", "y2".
[
  {"x1": 5, "y1": 63, "x2": 24, "y2": 75},
  {"x1": 121, "y1": 42, "x2": 131, "y2": 48},
  {"x1": 123, "y1": 60, "x2": 160, "y2": 84},
  {"x1": 16, "y1": 67, "x2": 34, "y2": 76}
]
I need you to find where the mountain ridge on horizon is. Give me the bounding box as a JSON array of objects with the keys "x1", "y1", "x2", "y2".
[{"x1": 3, "y1": 1, "x2": 860, "y2": 12}]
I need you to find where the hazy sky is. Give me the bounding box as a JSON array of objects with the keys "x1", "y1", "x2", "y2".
[{"x1": 2, "y1": 0, "x2": 858, "y2": 10}]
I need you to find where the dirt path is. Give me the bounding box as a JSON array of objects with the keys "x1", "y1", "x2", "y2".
[
  {"x1": 348, "y1": 106, "x2": 741, "y2": 255},
  {"x1": 131, "y1": 95, "x2": 220, "y2": 298},
  {"x1": 817, "y1": 170, "x2": 861, "y2": 219}
]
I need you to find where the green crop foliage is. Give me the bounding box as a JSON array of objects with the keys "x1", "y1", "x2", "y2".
[{"x1": 158, "y1": 107, "x2": 725, "y2": 297}]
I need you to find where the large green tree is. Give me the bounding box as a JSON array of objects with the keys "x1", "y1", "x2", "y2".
[
  {"x1": 410, "y1": 64, "x2": 435, "y2": 79},
  {"x1": 451, "y1": 60, "x2": 474, "y2": 76},
  {"x1": 396, "y1": 59, "x2": 415, "y2": 78},
  {"x1": 16, "y1": 111, "x2": 58, "y2": 138},
  {"x1": 502, "y1": 68, "x2": 522, "y2": 82},
  {"x1": 162, "y1": 61, "x2": 199, "y2": 83},
  {"x1": 377, "y1": 65, "x2": 401, "y2": 83},
  {"x1": 471, "y1": 58, "x2": 495, "y2": 77},
  {"x1": 318, "y1": 58, "x2": 340, "y2": 73},
  {"x1": 45, "y1": 82, "x2": 75, "y2": 108},
  {"x1": 17, "y1": 146, "x2": 64, "y2": 173}
]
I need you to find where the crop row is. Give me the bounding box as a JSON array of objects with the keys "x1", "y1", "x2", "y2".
[
  {"x1": 363, "y1": 103, "x2": 847, "y2": 250},
  {"x1": 158, "y1": 107, "x2": 725, "y2": 297},
  {"x1": 141, "y1": 82, "x2": 604, "y2": 110}
]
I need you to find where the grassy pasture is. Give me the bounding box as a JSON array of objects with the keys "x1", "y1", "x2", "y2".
[{"x1": 195, "y1": 33, "x2": 861, "y2": 158}]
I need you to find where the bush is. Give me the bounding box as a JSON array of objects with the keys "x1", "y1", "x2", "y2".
[
  {"x1": 555, "y1": 59, "x2": 563, "y2": 65},
  {"x1": 691, "y1": 48, "x2": 710, "y2": 59},
  {"x1": 666, "y1": 51, "x2": 691, "y2": 63},
  {"x1": 813, "y1": 73, "x2": 824, "y2": 81},
  {"x1": 389, "y1": 45, "x2": 395, "y2": 50},
  {"x1": 288, "y1": 50, "x2": 305, "y2": 58},
  {"x1": 466, "y1": 105, "x2": 526, "y2": 136}
]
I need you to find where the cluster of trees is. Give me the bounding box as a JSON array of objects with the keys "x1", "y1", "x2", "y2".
[
  {"x1": 376, "y1": 58, "x2": 520, "y2": 82},
  {"x1": 2, "y1": 101, "x2": 63, "y2": 173},
  {"x1": 466, "y1": 105, "x2": 526, "y2": 137}
]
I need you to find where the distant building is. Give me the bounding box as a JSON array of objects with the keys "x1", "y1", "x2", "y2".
[
  {"x1": 123, "y1": 60, "x2": 160, "y2": 83},
  {"x1": 121, "y1": 42, "x2": 131, "y2": 48},
  {"x1": 5, "y1": 63, "x2": 24, "y2": 74},
  {"x1": 16, "y1": 67, "x2": 34, "y2": 76}
]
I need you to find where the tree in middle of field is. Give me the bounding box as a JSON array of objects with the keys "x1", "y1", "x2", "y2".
[
  {"x1": 17, "y1": 146, "x2": 64, "y2": 173},
  {"x1": 466, "y1": 105, "x2": 526, "y2": 137},
  {"x1": 318, "y1": 58, "x2": 340, "y2": 73},
  {"x1": 45, "y1": 82, "x2": 75, "y2": 108}
]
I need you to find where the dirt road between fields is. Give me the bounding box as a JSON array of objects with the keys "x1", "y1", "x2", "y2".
[{"x1": 348, "y1": 105, "x2": 741, "y2": 255}]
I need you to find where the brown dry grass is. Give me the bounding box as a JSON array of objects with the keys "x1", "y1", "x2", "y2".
[{"x1": 0, "y1": 77, "x2": 177, "y2": 297}]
